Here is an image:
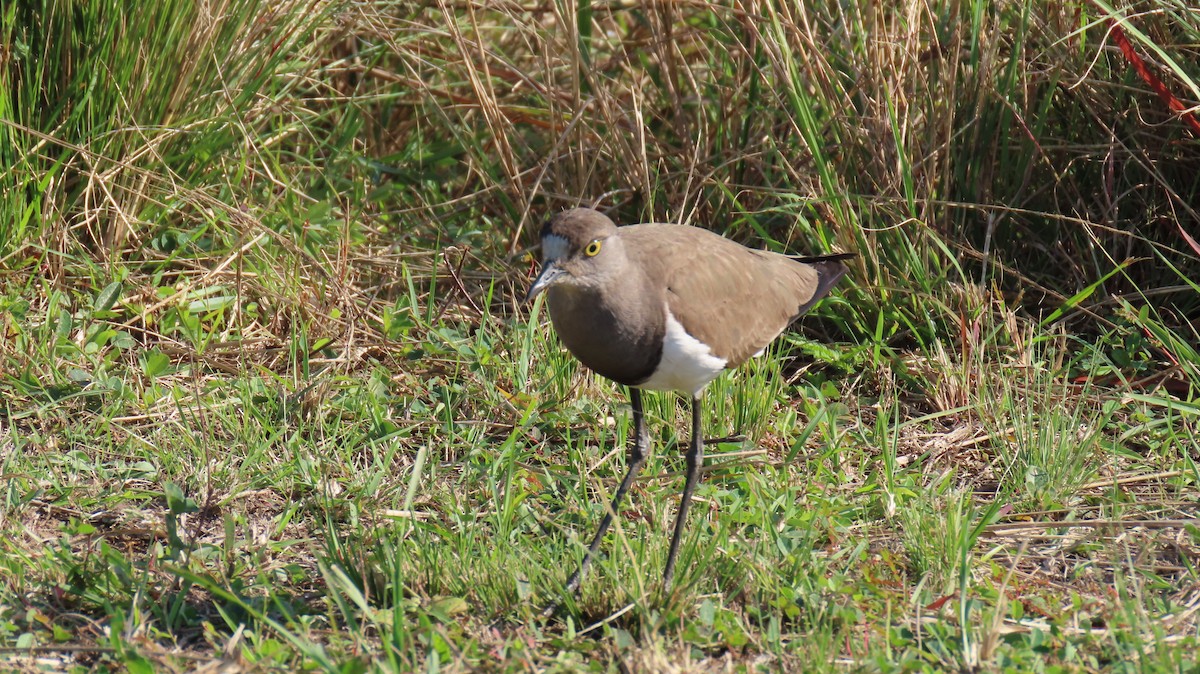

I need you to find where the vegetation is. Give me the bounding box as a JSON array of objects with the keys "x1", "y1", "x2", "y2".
[{"x1": 2, "y1": 0, "x2": 1198, "y2": 670}]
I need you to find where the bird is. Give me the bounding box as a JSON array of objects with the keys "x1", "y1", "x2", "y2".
[{"x1": 525, "y1": 207, "x2": 852, "y2": 606}]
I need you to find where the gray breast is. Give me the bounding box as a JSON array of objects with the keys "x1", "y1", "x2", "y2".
[{"x1": 546, "y1": 281, "x2": 665, "y2": 387}]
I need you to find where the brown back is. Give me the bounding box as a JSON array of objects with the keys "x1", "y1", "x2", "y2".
[{"x1": 620, "y1": 224, "x2": 848, "y2": 367}]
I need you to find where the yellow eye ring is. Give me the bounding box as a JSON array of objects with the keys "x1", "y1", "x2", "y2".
[{"x1": 584, "y1": 240, "x2": 602, "y2": 257}]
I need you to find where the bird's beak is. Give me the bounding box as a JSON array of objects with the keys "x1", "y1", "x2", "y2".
[{"x1": 525, "y1": 260, "x2": 565, "y2": 303}]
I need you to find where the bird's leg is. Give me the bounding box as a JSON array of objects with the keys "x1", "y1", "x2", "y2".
[
  {"x1": 545, "y1": 388, "x2": 649, "y2": 616},
  {"x1": 663, "y1": 393, "x2": 704, "y2": 588}
]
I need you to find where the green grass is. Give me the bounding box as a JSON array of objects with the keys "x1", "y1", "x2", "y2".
[{"x1": 3, "y1": 0, "x2": 1200, "y2": 671}]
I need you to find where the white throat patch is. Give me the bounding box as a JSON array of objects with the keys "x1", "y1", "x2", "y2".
[
  {"x1": 637, "y1": 308, "x2": 728, "y2": 397},
  {"x1": 541, "y1": 234, "x2": 570, "y2": 262}
]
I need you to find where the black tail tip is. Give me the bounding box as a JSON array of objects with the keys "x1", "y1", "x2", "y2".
[{"x1": 795, "y1": 252, "x2": 857, "y2": 264}]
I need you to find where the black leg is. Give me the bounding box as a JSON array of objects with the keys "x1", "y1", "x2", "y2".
[
  {"x1": 663, "y1": 393, "x2": 704, "y2": 588},
  {"x1": 544, "y1": 388, "x2": 649, "y2": 616}
]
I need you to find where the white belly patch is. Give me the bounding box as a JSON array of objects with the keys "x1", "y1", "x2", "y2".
[{"x1": 637, "y1": 309, "x2": 727, "y2": 396}]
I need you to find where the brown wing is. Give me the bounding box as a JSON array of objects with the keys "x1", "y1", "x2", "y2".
[{"x1": 623, "y1": 224, "x2": 847, "y2": 367}]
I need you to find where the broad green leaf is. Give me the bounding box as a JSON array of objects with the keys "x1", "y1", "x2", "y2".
[
  {"x1": 186, "y1": 295, "x2": 236, "y2": 313},
  {"x1": 94, "y1": 281, "x2": 122, "y2": 313},
  {"x1": 143, "y1": 350, "x2": 170, "y2": 378}
]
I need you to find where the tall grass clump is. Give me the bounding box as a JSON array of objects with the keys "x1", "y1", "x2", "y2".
[
  {"x1": 330, "y1": 2, "x2": 1200, "y2": 339},
  {"x1": 2, "y1": 1, "x2": 349, "y2": 258}
]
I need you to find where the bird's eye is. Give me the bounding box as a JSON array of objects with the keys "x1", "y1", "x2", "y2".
[{"x1": 584, "y1": 240, "x2": 602, "y2": 257}]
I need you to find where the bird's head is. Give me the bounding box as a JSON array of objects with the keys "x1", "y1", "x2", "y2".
[{"x1": 525, "y1": 208, "x2": 624, "y2": 302}]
